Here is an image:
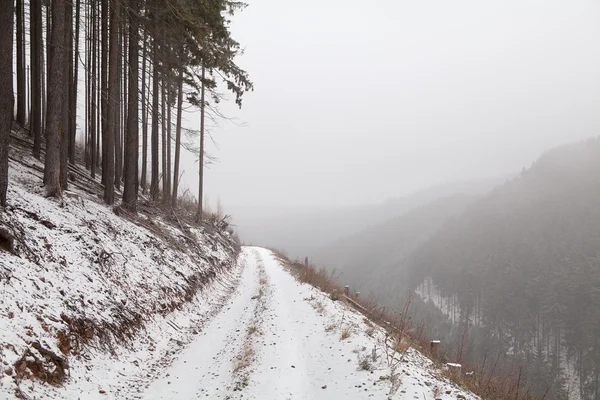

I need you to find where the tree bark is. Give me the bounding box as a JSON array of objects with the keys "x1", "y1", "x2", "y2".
[
  {"x1": 171, "y1": 69, "x2": 183, "y2": 207},
  {"x1": 0, "y1": 0, "x2": 13, "y2": 207},
  {"x1": 45, "y1": 0, "x2": 67, "y2": 198},
  {"x1": 150, "y1": 38, "x2": 159, "y2": 201},
  {"x1": 41, "y1": 3, "x2": 47, "y2": 134},
  {"x1": 100, "y1": 0, "x2": 108, "y2": 185},
  {"x1": 120, "y1": 25, "x2": 127, "y2": 187},
  {"x1": 16, "y1": 0, "x2": 26, "y2": 126},
  {"x1": 31, "y1": 0, "x2": 43, "y2": 159},
  {"x1": 122, "y1": 0, "x2": 139, "y2": 210},
  {"x1": 140, "y1": 31, "x2": 148, "y2": 193},
  {"x1": 140, "y1": 31, "x2": 148, "y2": 194},
  {"x1": 114, "y1": 23, "x2": 122, "y2": 190},
  {"x1": 161, "y1": 81, "x2": 167, "y2": 203},
  {"x1": 60, "y1": 0, "x2": 73, "y2": 189},
  {"x1": 84, "y1": 0, "x2": 90, "y2": 168},
  {"x1": 196, "y1": 66, "x2": 206, "y2": 222},
  {"x1": 166, "y1": 88, "x2": 172, "y2": 203},
  {"x1": 69, "y1": 0, "x2": 80, "y2": 165},
  {"x1": 103, "y1": 0, "x2": 119, "y2": 205},
  {"x1": 90, "y1": 0, "x2": 97, "y2": 178}
]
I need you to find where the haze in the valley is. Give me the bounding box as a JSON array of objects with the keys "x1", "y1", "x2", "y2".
[{"x1": 182, "y1": 0, "x2": 600, "y2": 253}]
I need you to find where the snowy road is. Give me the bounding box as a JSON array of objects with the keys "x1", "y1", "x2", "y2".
[{"x1": 140, "y1": 247, "x2": 477, "y2": 400}]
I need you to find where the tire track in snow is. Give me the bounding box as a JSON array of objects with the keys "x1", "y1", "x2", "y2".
[{"x1": 139, "y1": 248, "x2": 261, "y2": 400}]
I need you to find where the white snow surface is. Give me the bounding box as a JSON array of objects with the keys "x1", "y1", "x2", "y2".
[
  {"x1": 0, "y1": 150, "x2": 478, "y2": 399},
  {"x1": 0, "y1": 156, "x2": 239, "y2": 399},
  {"x1": 142, "y1": 247, "x2": 478, "y2": 400}
]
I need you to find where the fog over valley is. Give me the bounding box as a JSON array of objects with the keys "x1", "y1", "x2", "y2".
[{"x1": 2, "y1": 0, "x2": 600, "y2": 399}]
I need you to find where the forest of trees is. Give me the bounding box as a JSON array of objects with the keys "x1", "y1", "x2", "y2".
[
  {"x1": 0, "y1": 0, "x2": 252, "y2": 216},
  {"x1": 404, "y1": 138, "x2": 600, "y2": 399}
]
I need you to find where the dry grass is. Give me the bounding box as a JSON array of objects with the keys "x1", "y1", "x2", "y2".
[
  {"x1": 340, "y1": 325, "x2": 352, "y2": 340},
  {"x1": 357, "y1": 353, "x2": 374, "y2": 371},
  {"x1": 233, "y1": 342, "x2": 254, "y2": 373},
  {"x1": 269, "y1": 248, "x2": 540, "y2": 400},
  {"x1": 311, "y1": 300, "x2": 326, "y2": 314}
]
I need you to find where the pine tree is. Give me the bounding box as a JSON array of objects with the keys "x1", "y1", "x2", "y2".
[
  {"x1": 30, "y1": 0, "x2": 43, "y2": 159},
  {"x1": 103, "y1": 0, "x2": 119, "y2": 205},
  {"x1": 171, "y1": 68, "x2": 183, "y2": 207},
  {"x1": 122, "y1": 0, "x2": 140, "y2": 210},
  {"x1": 0, "y1": 0, "x2": 13, "y2": 207},
  {"x1": 15, "y1": 0, "x2": 25, "y2": 127},
  {"x1": 45, "y1": 0, "x2": 67, "y2": 198}
]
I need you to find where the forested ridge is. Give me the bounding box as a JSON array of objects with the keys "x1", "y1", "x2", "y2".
[
  {"x1": 0, "y1": 0, "x2": 252, "y2": 215},
  {"x1": 406, "y1": 137, "x2": 600, "y2": 399},
  {"x1": 314, "y1": 194, "x2": 478, "y2": 301}
]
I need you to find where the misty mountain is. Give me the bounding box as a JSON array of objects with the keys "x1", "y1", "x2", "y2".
[
  {"x1": 312, "y1": 194, "x2": 478, "y2": 300},
  {"x1": 232, "y1": 177, "x2": 506, "y2": 259},
  {"x1": 403, "y1": 137, "x2": 600, "y2": 399}
]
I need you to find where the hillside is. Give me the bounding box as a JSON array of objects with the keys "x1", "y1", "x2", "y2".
[
  {"x1": 313, "y1": 194, "x2": 478, "y2": 302},
  {"x1": 405, "y1": 137, "x2": 600, "y2": 400},
  {"x1": 0, "y1": 132, "x2": 241, "y2": 399},
  {"x1": 0, "y1": 133, "x2": 478, "y2": 399},
  {"x1": 233, "y1": 177, "x2": 505, "y2": 259}
]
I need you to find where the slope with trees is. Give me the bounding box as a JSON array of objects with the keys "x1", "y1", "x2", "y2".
[
  {"x1": 313, "y1": 194, "x2": 478, "y2": 303},
  {"x1": 406, "y1": 137, "x2": 600, "y2": 399},
  {"x1": 1, "y1": 0, "x2": 253, "y2": 217}
]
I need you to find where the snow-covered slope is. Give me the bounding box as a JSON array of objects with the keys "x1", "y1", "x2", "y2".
[
  {"x1": 0, "y1": 142, "x2": 477, "y2": 399},
  {"x1": 0, "y1": 153, "x2": 240, "y2": 399},
  {"x1": 142, "y1": 247, "x2": 478, "y2": 400}
]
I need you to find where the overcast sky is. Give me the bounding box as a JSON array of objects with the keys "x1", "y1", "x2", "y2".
[{"x1": 179, "y1": 0, "x2": 600, "y2": 209}]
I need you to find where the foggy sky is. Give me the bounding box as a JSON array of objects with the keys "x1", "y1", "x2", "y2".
[{"x1": 181, "y1": 0, "x2": 600, "y2": 210}]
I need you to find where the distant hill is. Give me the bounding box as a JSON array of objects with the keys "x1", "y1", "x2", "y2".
[
  {"x1": 313, "y1": 194, "x2": 478, "y2": 300},
  {"x1": 232, "y1": 177, "x2": 506, "y2": 259},
  {"x1": 405, "y1": 137, "x2": 600, "y2": 400}
]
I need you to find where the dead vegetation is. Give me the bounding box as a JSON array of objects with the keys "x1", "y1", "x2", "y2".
[
  {"x1": 1, "y1": 129, "x2": 243, "y2": 391},
  {"x1": 14, "y1": 341, "x2": 69, "y2": 386},
  {"x1": 270, "y1": 248, "x2": 536, "y2": 400},
  {"x1": 233, "y1": 342, "x2": 255, "y2": 373}
]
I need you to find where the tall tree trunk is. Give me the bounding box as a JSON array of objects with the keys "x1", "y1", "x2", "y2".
[
  {"x1": 100, "y1": 0, "x2": 108, "y2": 185},
  {"x1": 103, "y1": 0, "x2": 118, "y2": 205},
  {"x1": 171, "y1": 69, "x2": 183, "y2": 207},
  {"x1": 166, "y1": 89, "x2": 172, "y2": 202},
  {"x1": 114, "y1": 23, "x2": 122, "y2": 190},
  {"x1": 96, "y1": 2, "x2": 101, "y2": 170},
  {"x1": 140, "y1": 31, "x2": 147, "y2": 193},
  {"x1": 0, "y1": 0, "x2": 13, "y2": 207},
  {"x1": 122, "y1": 0, "x2": 139, "y2": 210},
  {"x1": 16, "y1": 0, "x2": 26, "y2": 126},
  {"x1": 31, "y1": 0, "x2": 43, "y2": 159},
  {"x1": 90, "y1": 0, "x2": 97, "y2": 178},
  {"x1": 45, "y1": 0, "x2": 67, "y2": 198},
  {"x1": 150, "y1": 38, "x2": 159, "y2": 201},
  {"x1": 196, "y1": 66, "x2": 206, "y2": 222},
  {"x1": 41, "y1": 3, "x2": 47, "y2": 133},
  {"x1": 69, "y1": 0, "x2": 80, "y2": 164},
  {"x1": 60, "y1": 0, "x2": 73, "y2": 189},
  {"x1": 161, "y1": 81, "x2": 167, "y2": 202},
  {"x1": 84, "y1": 0, "x2": 89, "y2": 168},
  {"x1": 121, "y1": 26, "x2": 127, "y2": 186}
]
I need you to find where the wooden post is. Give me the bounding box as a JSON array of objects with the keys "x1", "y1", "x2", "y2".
[
  {"x1": 355, "y1": 291, "x2": 360, "y2": 299},
  {"x1": 430, "y1": 340, "x2": 440, "y2": 358},
  {"x1": 304, "y1": 256, "x2": 308, "y2": 267},
  {"x1": 344, "y1": 286, "x2": 349, "y2": 296}
]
